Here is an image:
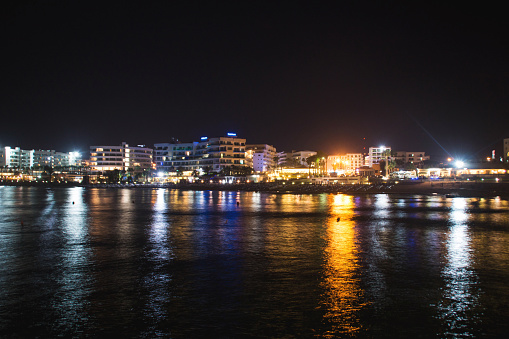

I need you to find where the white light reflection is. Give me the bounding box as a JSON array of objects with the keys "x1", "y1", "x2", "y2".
[
  {"x1": 144, "y1": 188, "x2": 173, "y2": 327},
  {"x1": 53, "y1": 187, "x2": 92, "y2": 333},
  {"x1": 374, "y1": 194, "x2": 390, "y2": 219},
  {"x1": 438, "y1": 197, "x2": 479, "y2": 337},
  {"x1": 149, "y1": 188, "x2": 172, "y2": 261}
]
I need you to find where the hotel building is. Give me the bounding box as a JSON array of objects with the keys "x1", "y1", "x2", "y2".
[
  {"x1": 89, "y1": 142, "x2": 153, "y2": 172},
  {"x1": 0, "y1": 147, "x2": 21, "y2": 168},
  {"x1": 327, "y1": 153, "x2": 364, "y2": 173},
  {"x1": 392, "y1": 151, "x2": 430, "y2": 165},
  {"x1": 154, "y1": 134, "x2": 247, "y2": 173},
  {"x1": 367, "y1": 146, "x2": 391, "y2": 167},
  {"x1": 246, "y1": 144, "x2": 277, "y2": 172},
  {"x1": 1, "y1": 146, "x2": 82, "y2": 169},
  {"x1": 276, "y1": 150, "x2": 317, "y2": 167}
]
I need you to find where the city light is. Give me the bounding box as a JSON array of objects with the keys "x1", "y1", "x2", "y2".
[{"x1": 455, "y1": 160, "x2": 465, "y2": 168}]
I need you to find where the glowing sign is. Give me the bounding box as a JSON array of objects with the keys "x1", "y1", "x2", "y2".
[
  {"x1": 201, "y1": 136, "x2": 208, "y2": 140},
  {"x1": 227, "y1": 132, "x2": 237, "y2": 137}
]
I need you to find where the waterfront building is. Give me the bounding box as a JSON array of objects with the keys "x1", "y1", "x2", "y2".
[
  {"x1": 327, "y1": 153, "x2": 364, "y2": 174},
  {"x1": 154, "y1": 134, "x2": 247, "y2": 173},
  {"x1": 392, "y1": 151, "x2": 430, "y2": 166},
  {"x1": 275, "y1": 151, "x2": 288, "y2": 167},
  {"x1": 292, "y1": 150, "x2": 317, "y2": 166},
  {"x1": 367, "y1": 146, "x2": 391, "y2": 167},
  {"x1": 246, "y1": 144, "x2": 277, "y2": 172},
  {"x1": 89, "y1": 142, "x2": 153, "y2": 172},
  {"x1": 277, "y1": 150, "x2": 316, "y2": 167},
  {"x1": 1, "y1": 146, "x2": 83, "y2": 169},
  {"x1": 357, "y1": 166, "x2": 376, "y2": 177},
  {"x1": 0, "y1": 147, "x2": 21, "y2": 168}
]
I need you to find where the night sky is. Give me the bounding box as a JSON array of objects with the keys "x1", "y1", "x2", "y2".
[{"x1": 2, "y1": 1, "x2": 508, "y2": 160}]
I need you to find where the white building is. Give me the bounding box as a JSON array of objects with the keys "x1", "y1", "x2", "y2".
[
  {"x1": 0, "y1": 147, "x2": 21, "y2": 168},
  {"x1": 1, "y1": 147, "x2": 83, "y2": 169},
  {"x1": 367, "y1": 146, "x2": 391, "y2": 167},
  {"x1": 246, "y1": 144, "x2": 276, "y2": 172},
  {"x1": 154, "y1": 134, "x2": 247, "y2": 173},
  {"x1": 90, "y1": 142, "x2": 153, "y2": 172}
]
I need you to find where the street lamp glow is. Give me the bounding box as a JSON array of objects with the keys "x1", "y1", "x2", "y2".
[{"x1": 455, "y1": 160, "x2": 465, "y2": 168}]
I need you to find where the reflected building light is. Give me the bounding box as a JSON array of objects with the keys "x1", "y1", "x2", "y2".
[
  {"x1": 438, "y1": 197, "x2": 479, "y2": 337},
  {"x1": 374, "y1": 194, "x2": 390, "y2": 218},
  {"x1": 319, "y1": 194, "x2": 367, "y2": 336}
]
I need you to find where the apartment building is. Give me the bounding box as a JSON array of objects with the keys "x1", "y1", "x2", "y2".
[
  {"x1": 89, "y1": 142, "x2": 153, "y2": 172},
  {"x1": 392, "y1": 151, "x2": 430, "y2": 165},
  {"x1": 1, "y1": 147, "x2": 82, "y2": 168},
  {"x1": 0, "y1": 147, "x2": 21, "y2": 167},
  {"x1": 327, "y1": 153, "x2": 364, "y2": 173},
  {"x1": 276, "y1": 150, "x2": 317, "y2": 167},
  {"x1": 154, "y1": 134, "x2": 246, "y2": 173},
  {"x1": 246, "y1": 144, "x2": 277, "y2": 172},
  {"x1": 367, "y1": 146, "x2": 391, "y2": 167}
]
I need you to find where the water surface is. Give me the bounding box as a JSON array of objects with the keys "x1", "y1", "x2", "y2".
[{"x1": 1, "y1": 187, "x2": 509, "y2": 337}]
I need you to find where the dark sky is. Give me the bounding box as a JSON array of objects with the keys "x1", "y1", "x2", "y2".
[{"x1": 2, "y1": 1, "x2": 508, "y2": 160}]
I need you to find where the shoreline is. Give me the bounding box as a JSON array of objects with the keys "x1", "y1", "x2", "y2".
[{"x1": 2, "y1": 181, "x2": 509, "y2": 198}]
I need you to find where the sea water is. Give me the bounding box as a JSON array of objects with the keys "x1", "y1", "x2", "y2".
[{"x1": 1, "y1": 186, "x2": 509, "y2": 337}]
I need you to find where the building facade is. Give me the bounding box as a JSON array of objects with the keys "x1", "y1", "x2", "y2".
[
  {"x1": 154, "y1": 135, "x2": 247, "y2": 173},
  {"x1": 1, "y1": 147, "x2": 82, "y2": 169},
  {"x1": 367, "y1": 146, "x2": 391, "y2": 167},
  {"x1": 0, "y1": 147, "x2": 21, "y2": 167},
  {"x1": 246, "y1": 144, "x2": 277, "y2": 172},
  {"x1": 89, "y1": 142, "x2": 153, "y2": 172},
  {"x1": 327, "y1": 153, "x2": 364, "y2": 174},
  {"x1": 276, "y1": 150, "x2": 317, "y2": 167},
  {"x1": 392, "y1": 151, "x2": 430, "y2": 165}
]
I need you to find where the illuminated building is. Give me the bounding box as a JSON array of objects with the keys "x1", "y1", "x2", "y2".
[
  {"x1": 277, "y1": 150, "x2": 317, "y2": 167},
  {"x1": 89, "y1": 142, "x2": 152, "y2": 172},
  {"x1": 327, "y1": 153, "x2": 364, "y2": 173},
  {"x1": 367, "y1": 146, "x2": 391, "y2": 167},
  {"x1": 154, "y1": 134, "x2": 246, "y2": 173},
  {"x1": 1, "y1": 146, "x2": 82, "y2": 169},
  {"x1": 0, "y1": 147, "x2": 21, "y2": 167},
  {"x1": 246, "y1": 144, "x2": 277, "y2": 172},
  {"x1": 392, "y1": 151, "x2": 430, "y2": 165}
]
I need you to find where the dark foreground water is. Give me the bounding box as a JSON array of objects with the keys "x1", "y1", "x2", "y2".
[{"x1": 1, "y1": 187, "x2": 509, "y2": 338}]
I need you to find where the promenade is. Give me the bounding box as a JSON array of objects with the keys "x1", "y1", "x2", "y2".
[{"x1": 2, "y1": 180, "x2": 508, "y2": 198}]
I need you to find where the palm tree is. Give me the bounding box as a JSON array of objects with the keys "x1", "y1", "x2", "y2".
[{"x1": 273, "y1": 155, "x2": 281, "y2": 172}]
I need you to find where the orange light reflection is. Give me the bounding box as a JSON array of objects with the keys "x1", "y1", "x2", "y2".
[{"x1": 320, "y1": 194, "x2": 367, "y2": 337}]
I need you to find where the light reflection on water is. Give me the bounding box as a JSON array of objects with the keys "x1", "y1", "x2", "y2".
[
  {"x1": 320, "y1": 194, "x2": 367, "y2": 337},
  {"x1": 1, "y1": 187, "x2": 509, "y2": 337},
  {"x1": 438, "y1": 198, "x2": 480, "y2": 337},
  {"x1": 51, "y1": 187, "x2": 92, "y2": 334}
]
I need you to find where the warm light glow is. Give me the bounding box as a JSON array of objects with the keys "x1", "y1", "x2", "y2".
[{"x1": 320, "y1": 194, "x2": 366, "y2": 336}]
